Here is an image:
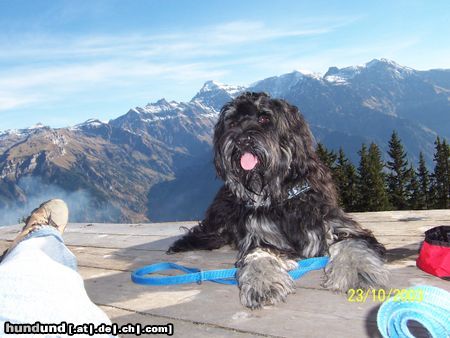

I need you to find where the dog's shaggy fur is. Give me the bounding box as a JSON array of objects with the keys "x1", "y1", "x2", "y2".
[{"x1": 168, "y1": 92, "x2": 389, "y2": 309}]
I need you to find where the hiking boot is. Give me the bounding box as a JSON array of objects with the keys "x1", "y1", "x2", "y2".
[
  {"x1": 24, "y1": 199, "x2": 69, "y2": 233},
  {"x1": 1, "y1": 199, "x2": 69, "y2": 261}
]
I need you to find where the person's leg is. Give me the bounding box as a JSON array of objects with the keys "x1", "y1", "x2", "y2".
[
  {"x1": 1, "y1": 199, "x2": 71, "y2": 263},
  {"x1": 0, "y1": 199, "x2": 114, "y2": 337}
]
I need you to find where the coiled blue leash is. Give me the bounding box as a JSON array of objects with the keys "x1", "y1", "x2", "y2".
[
  {"x1": 131, "y1": 256, "x2": 329, "y2": 285},
  {"x1": 377, "y1": 285, "x2": 450, "y2": 338}
]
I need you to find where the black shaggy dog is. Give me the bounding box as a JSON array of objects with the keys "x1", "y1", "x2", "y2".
[{"x1": 168, "y1": 92, "x2": 388, "y2": 309}]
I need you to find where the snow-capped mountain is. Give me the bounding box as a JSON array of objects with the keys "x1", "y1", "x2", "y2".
[
  {"x1": 191, "y1": 80, "x2": 245, "y2": 112},
  {"x1": 323, "y1": 58, "x2": 415, "y2": 84},
  {"x1": 249, "y1": 59, "x2": 448, "y2": 161},
  {"x1": 0, "y1": 59, "x2": 449, "y2": 223},
  {"x1": 251, "y1": 70, "x2": 316, "y2": 96}
]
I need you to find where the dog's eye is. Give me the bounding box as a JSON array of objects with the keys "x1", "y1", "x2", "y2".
[
  {"x1": 229, "y1": 121, "x2": 236, "y2": 128},
  {"x1": 258, "y1": 115, "x2": 270, "y2": 124}
]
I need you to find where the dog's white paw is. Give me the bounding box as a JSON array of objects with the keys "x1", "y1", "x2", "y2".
[
  {"x1": 322, "y1": 239, "x2": 389, "y2": 292},
  {"x1": 237, "y1": 251, "x2": 295, "y2": 309}
]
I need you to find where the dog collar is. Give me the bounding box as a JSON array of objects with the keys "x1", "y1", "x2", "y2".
[
  {"x1": 245, "y1": 181, "x2": 311, "y2": 208},
  {"x1": 286, "y1": 181, "x2": 311, "y2": 200}
]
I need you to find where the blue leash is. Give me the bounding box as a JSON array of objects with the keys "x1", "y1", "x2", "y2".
[
  {"x1": 131, "y1": 257, "x2": 450, "y2": 337},
  {"x1": 377, "y1": 285, "x2": 450, "y2": 338},
  {"x1": 131, "y1": 256, "x2": 329, "y2": 285}
]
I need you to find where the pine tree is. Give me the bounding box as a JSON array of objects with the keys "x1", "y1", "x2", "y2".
[
  {"x1": 345, "y1": 164, "x2": 359, "y2": 211},
  {"x1": 356, "y1": 144, "x2": 370, "y2": 211},
  {"x1": 316, "y1": 142, "x2": 337, "y2": 172},
  {"x1": 386, "y1": 131, "x2": 410, "y2": 210},
  {"x1": 368, "y1": 142, "x2": 391, "y2": 211},
  {"x1": 357, "y1": 143, "x2": 390, "y2": 211},
  {"x1": 416, "y1": 152, "x2": 430, "y2": 209},
  {"x1": 335, "y1": 148, "x2": 358, "y2": 211},
  {"x1": 431, "y1": 137, "x2": 450, "y2": 209},
  {"x1": 406, "y1": 165, "x2": 420, "y2": 210},
  {"x1": 444, "y1": 139, "x2": 450, "y2": 208}
]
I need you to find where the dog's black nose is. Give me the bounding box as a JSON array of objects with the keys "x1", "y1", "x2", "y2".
[{"x1": 236, "y1": 135, "x2": 253, "y2": 147}]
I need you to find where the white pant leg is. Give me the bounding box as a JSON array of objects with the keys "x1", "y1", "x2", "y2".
[{"x1": 0, "y1": 229, "x2": 114, "y2": 337}]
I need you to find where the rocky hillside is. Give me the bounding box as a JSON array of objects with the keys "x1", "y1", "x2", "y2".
[{"x1": 0, "y1": 95, "x2": 221, "y2": 224}]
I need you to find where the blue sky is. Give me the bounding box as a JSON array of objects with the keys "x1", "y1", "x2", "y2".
[{"x1": 1, "y1": 0, "x2": 449, "y2": 130}]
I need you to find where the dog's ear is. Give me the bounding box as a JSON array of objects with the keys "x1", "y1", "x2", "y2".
[
  {"x1": 274, "y1": 100, "x2": 316, "y2": 177},
  {"x1": 276, "y1": 99, "x2": 338, "y2": 201},
  {"x1": 213, "y1": 104, "x2": 229, "y2": 180},
  {"x1": 279, "y1": 100, "x2": 314, "y2": 148}
]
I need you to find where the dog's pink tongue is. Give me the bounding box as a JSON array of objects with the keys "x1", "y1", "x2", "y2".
[{"x1": 240, "y1": 152, "x2": 258, "y2": 171}]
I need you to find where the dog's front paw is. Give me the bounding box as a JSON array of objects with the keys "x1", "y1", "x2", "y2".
[
  {"x1": 322, "y1": 240, "x2": 389, "y2": 292},
  {"x1": 237, "y1": 251, "x2": 295, "y2": 309},
  {"x1": 239, "y1": 273, "x2": 294, "y2": 309},
  {"x1": 322, "y1": 262, "x2": 389, "y2": 292}
]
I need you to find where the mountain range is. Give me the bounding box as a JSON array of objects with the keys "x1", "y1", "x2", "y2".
[{"x1": 0, "y1": 58, "x2": 448, "y2": 224}]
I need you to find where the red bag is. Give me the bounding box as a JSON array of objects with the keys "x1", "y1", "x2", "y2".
[{"x1": 416, "y1": 226, "x2": 450, "y2": 278}]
